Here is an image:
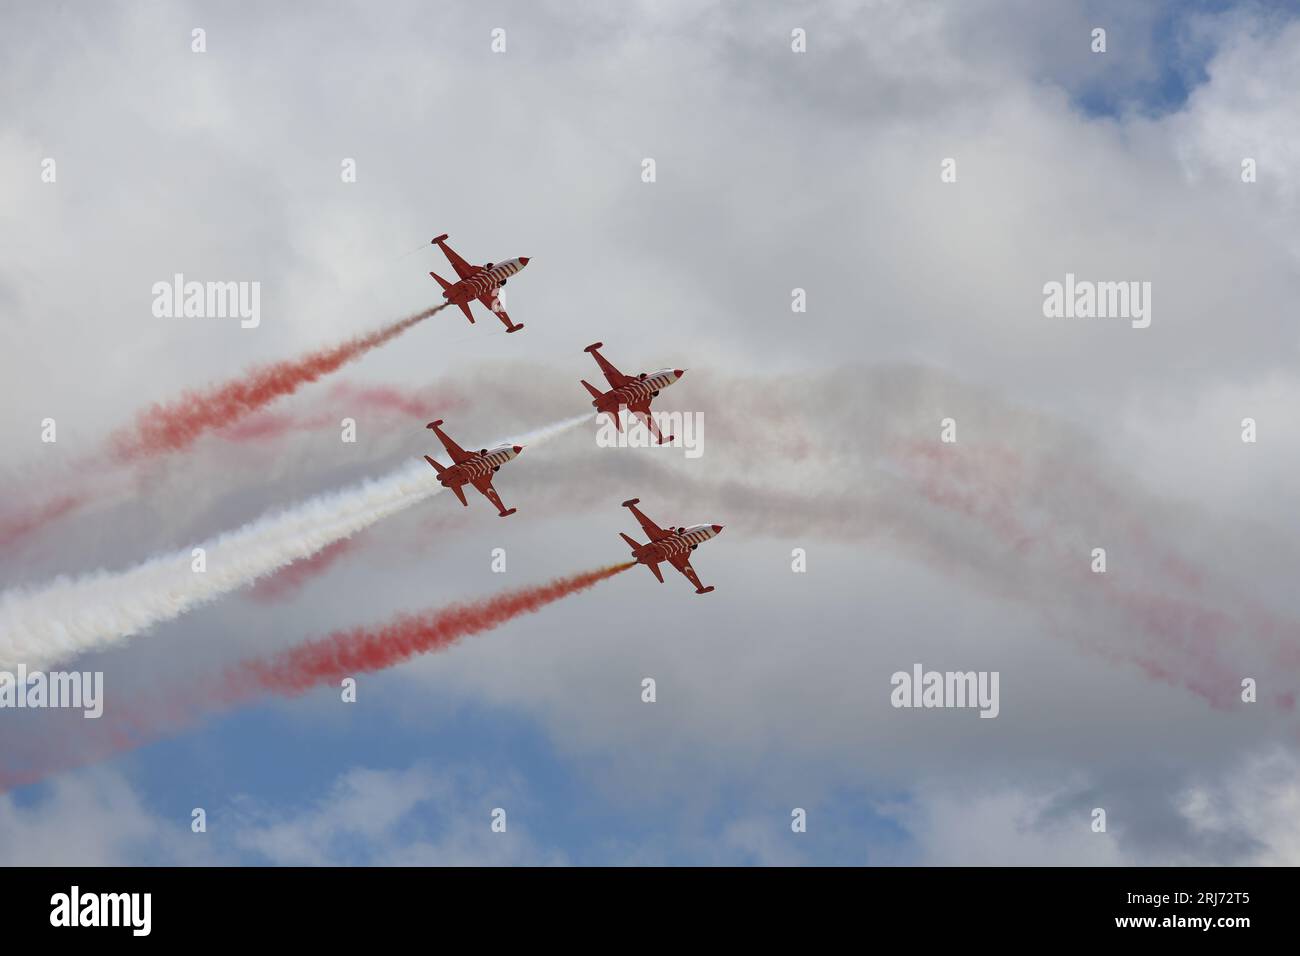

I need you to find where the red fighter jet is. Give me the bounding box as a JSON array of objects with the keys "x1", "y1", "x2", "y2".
[
  {"x1": 581, "y1": 342, "x2": 685, "y2": 445},
  {"x1": 619, "y1": 498, "x2": 723, "y2": 594},
  {"x1": 423, "y1": 420, "x2": 523, "y2": 517},
  {"x1": 429, "y1": 234, "x2": 529, "y2": 333}
]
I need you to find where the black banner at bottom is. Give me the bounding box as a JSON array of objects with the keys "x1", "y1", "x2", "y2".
[{"x1": 0, "y1": 866, "x2": 1280, "y2": 941}]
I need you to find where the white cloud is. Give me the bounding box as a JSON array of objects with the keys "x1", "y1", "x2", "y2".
[
  {"x1": 0, "y1": 762, "x2": 564, "y2": 866},
  {"x1": 1177, "y1": 748, "x2": 1300, "y2": 866},
  {"x1": 889, "y1": 746, "x2": 1300, "y2": 865},
  {"x1": 0, "y1": 769, "x2": 217, "y2": 866},
  {"x1": 227, "y1": 764, "x2": 563, "y2": 866},
  {"x1": 3, "y1": 0, "x2": 1300, "y2": 866}
]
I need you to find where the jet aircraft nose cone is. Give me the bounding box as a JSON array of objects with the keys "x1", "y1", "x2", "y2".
[
  {"x1": 518, "y1": 257, "x2": 530, "y2": 266},
  {"x1": 674, "y1": 369, "x2": 686, "y2": 379},
  {"x1": 513, "y1": 445, "x2": 524, "y2": 455},
  {"x1": 711, "y1": 525, "x2": 724, "y2": 534}
]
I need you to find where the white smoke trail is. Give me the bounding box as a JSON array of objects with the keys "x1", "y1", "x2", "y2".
[{"x1": 0, "y1": 414, "x2": 590, "y2": 669}]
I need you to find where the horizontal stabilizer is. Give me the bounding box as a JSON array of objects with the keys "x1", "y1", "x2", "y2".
[
  {"x1": 646, "y1": 562, "x2": 664, "y2": 584},
  {"x1": 581, "y1": 379, "x2": 604, "y2": 401},
  {"x1": 423, "y1": 454, "x2": 446, "y2": 475},
  {"x1": 619, "y1": 532, "x2": 641, "y2": 550},
  {"x1": 429, "y1": 270, "x2": 453, "y2": 292}
]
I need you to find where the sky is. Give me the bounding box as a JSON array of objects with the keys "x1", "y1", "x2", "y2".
[{"x1": 3, "y1": 0, "x2": 1300, "y2": 865}]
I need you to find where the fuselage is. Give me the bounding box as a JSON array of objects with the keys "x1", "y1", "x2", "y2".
[
  {"x1": 444, "y1": 257, "x2": 530, "y2": 304},
  {"x1": 436, "y1": 444, "x2": 522, "y2": 488},
  {"x1": 633, "y1": 523, "x2": 723, "y2": 564},
  {"x1": 597, "y1": 368, "x2": 684, "y2": 410}
]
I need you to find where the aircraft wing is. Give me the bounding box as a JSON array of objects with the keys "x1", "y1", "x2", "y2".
[
  {"x1": 623, "y1": 498, "x2": 673, "y2": 542},
  {"x1": 471, "y1": 474, "x2": 516, "y2": 516},
  {"x1": 585, "y1": 344, "x2": 630, "y2": 389},
  {"x1": 627, "y1": 403, "x2": 672, "y2": 445},
  {"x1": 668, "y1": 552, "x2": 714, "y2": 593},
  {"x1": 478, "y1": 293, "x2": 522, "y2": 332},
  {"x1": 432, "y1": 235, "x2": 477, "y2": 280},
  {"x1": 427, "y1": 420, "x2": 473, "y2": 465}
]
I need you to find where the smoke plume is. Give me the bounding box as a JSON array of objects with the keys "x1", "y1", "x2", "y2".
[
  {"x1": 109, "y1": 305, "x2": 447, "y2": 462},
  {"x1": 0, "y1": 563, "x2": 632, "y2": 792},
  {"x1": 0, "y1": 413, "x2": 588, "y2": 668}
]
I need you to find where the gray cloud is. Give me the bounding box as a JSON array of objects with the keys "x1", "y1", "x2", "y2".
[{"x1": 4, "y1": 0, "x2": 1300, "y2": 864}]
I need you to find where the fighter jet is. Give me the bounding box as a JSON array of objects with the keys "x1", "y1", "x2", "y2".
[
  {"x1": 423, "y1": 419, "x2": 523, "y2": 517},
  {"x1": 581, "y1": 342, "x2": 685, "y2": 445},
  {"x1": 429, "y1": 234, "x2": 529, "y2": 333},
  {"x1": 619, "y1": 498, "x2": 722, "y2": 594}
]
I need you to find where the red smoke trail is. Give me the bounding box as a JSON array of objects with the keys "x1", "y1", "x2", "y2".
[
  {"x1": 328, "y1": 383, "x2": 443, "y2": 418},
  {"x1": 229, "y1": 562, "x2": 634, "y2": 697},
  {"x1": 246, "y1": 511, "x2": 477, "y2": 603},
  {"x1": 0, "y1": 493, "x2": 85, "y2": 549},
  {"x1": 109, "y1": 305, "x2": 443, "y2": 462},
  {"x1": 247, "y1": 537, "x2": 360, "y2": 603},
  {"x1": 242, "y1": 509, "x2": 475, "y2": 606},
  {"x1": 895, "y1": 438, "x2": 1297, "y2": 711},
  {"x1": 216, "y1": 410, "x2": 328, "y2": 443},
  {"x1": 0, "y1": 372, "x2": 460, "y2": 551},
  {"x1": 217, "y1": 383, "x2": 467, "y2": 445},
  {"x1": 0, "y1": 563, "x2": 633, "y2": 793}
]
